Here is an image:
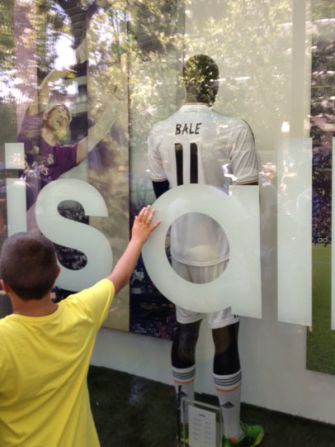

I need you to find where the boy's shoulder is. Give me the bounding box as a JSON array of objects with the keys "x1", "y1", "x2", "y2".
[
  {"x1": 0, "y1": 314, "x2": 16, "y2": 330},
  {"x1": 0, "y1": 317, "x2": 16, "y2": 357}
]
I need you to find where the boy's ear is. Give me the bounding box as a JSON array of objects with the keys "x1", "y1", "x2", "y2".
[
  {"x1": 56, "y1": 265, "x2": 61, "y2": 278},
  {"x1": 0, "y1": 279, "x2": 11, "y2": 295}
]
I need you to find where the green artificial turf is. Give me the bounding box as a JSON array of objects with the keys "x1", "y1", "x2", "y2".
[
  {"x1": 88, "y1": 365, "x2": 335, "y2": 447},
  {"x1": 307, "y1": 245, "x2": 335, "y2": 373}
]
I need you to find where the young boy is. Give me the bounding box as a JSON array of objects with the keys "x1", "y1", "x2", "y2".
[{"x1": 0, "y1": 206, "x2": 159, "y2": 447}]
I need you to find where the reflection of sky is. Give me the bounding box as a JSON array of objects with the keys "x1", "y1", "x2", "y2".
[
  {"x1": 1, "y1": 7, "x2": 76, "y2": 102},
  {"x1": 52, "y1": 34, "x2": 78, "y2": 98},
  {"x1": 54, "y1": 34, "x2": 76, "y2": 70},
  {"x1": 0, "y1": 71, "x2": 30, "y2": 102}
]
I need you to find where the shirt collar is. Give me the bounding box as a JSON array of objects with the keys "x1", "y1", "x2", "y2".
[{"x1": 180, "y1": 103, "x2": 210, "y2": 111}]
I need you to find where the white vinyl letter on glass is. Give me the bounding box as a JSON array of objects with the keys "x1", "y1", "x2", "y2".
[
  {"x1": 142, "y1": 184, "x2": 261, "y2": 318},
  {"x1": 5, "y1": 143, "x2": 27, "y2": 234},
  {"x1": 35, "y1": 179, "x2": 113, "y2": 291},
  {"x1": 277, "y1": 138, "x2": 312, "y2": 325}
]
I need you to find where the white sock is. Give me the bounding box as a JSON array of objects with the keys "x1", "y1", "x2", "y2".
[
  {"x1": 172, "y1": 365, "x2": 195, "y2": 424},
  {"x1": 213, "y1": 370, "x2": 242, "y2": 443}
]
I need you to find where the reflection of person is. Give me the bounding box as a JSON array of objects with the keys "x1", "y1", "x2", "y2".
[
  {"x1": 148, "y1": 55, "x2": 263, "y2": 446},
  {"x1": 0, "y1": 206, "x2": 159, "y2": 446}
]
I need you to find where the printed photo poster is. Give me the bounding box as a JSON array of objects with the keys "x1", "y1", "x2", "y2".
[
  {"x1": 307, "y1": 5, "x2": 335, "y2": 374},
  {"x1": 1, "y1": 1, "x2": 130, "y2": 329},
  {"x1": 13, "y1": 0, "x2": 90, "y2": 300},
  {"x1": 0, "y1": 1, "x2": 89, "y2": 301}
]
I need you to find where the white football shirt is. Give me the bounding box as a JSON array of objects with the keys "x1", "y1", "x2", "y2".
[{"x1": 148, "y1": 103, "x2": 258, "y2": 266}]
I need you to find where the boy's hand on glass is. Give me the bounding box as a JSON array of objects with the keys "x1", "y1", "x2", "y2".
[{"x1": 132, "y1": 206, "x2": 160, "y2": 245}]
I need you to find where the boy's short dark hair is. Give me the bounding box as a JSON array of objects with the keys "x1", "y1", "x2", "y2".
[
  {"x1": 183, "y1": 54, "x2": 219, "y2": 105},
  {"x1": 0, "y1": 232, "x2": 58, "y2": 300}
]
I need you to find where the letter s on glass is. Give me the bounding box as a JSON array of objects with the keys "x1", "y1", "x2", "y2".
[{"x1": 35, "y1": 179, "x2": 113, "y2": 291}]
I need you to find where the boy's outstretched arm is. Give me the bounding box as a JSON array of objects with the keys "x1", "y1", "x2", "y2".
[{"x1": 107, "y1": 206, "x2": 160, "y2": 294}]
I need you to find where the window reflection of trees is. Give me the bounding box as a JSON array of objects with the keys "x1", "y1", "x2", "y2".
[{"x1": 310, "y1": 19, "x2": 335, "y2": 245}]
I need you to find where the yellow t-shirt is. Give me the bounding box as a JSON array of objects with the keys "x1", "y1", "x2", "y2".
[{"x1": 0, "y1": 278, "x2": 115, "y2": 447}]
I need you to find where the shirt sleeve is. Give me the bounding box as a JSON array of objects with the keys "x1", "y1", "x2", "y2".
[
  {"x1": 147, "y1": 124, "x2": 168, "y2": 182},
  {"x1": 66, "y1": 279, "x2": 115, "y2": 330},
  {"x1": 230, "y1": 122, "x2": 258, "y2": 184}
]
